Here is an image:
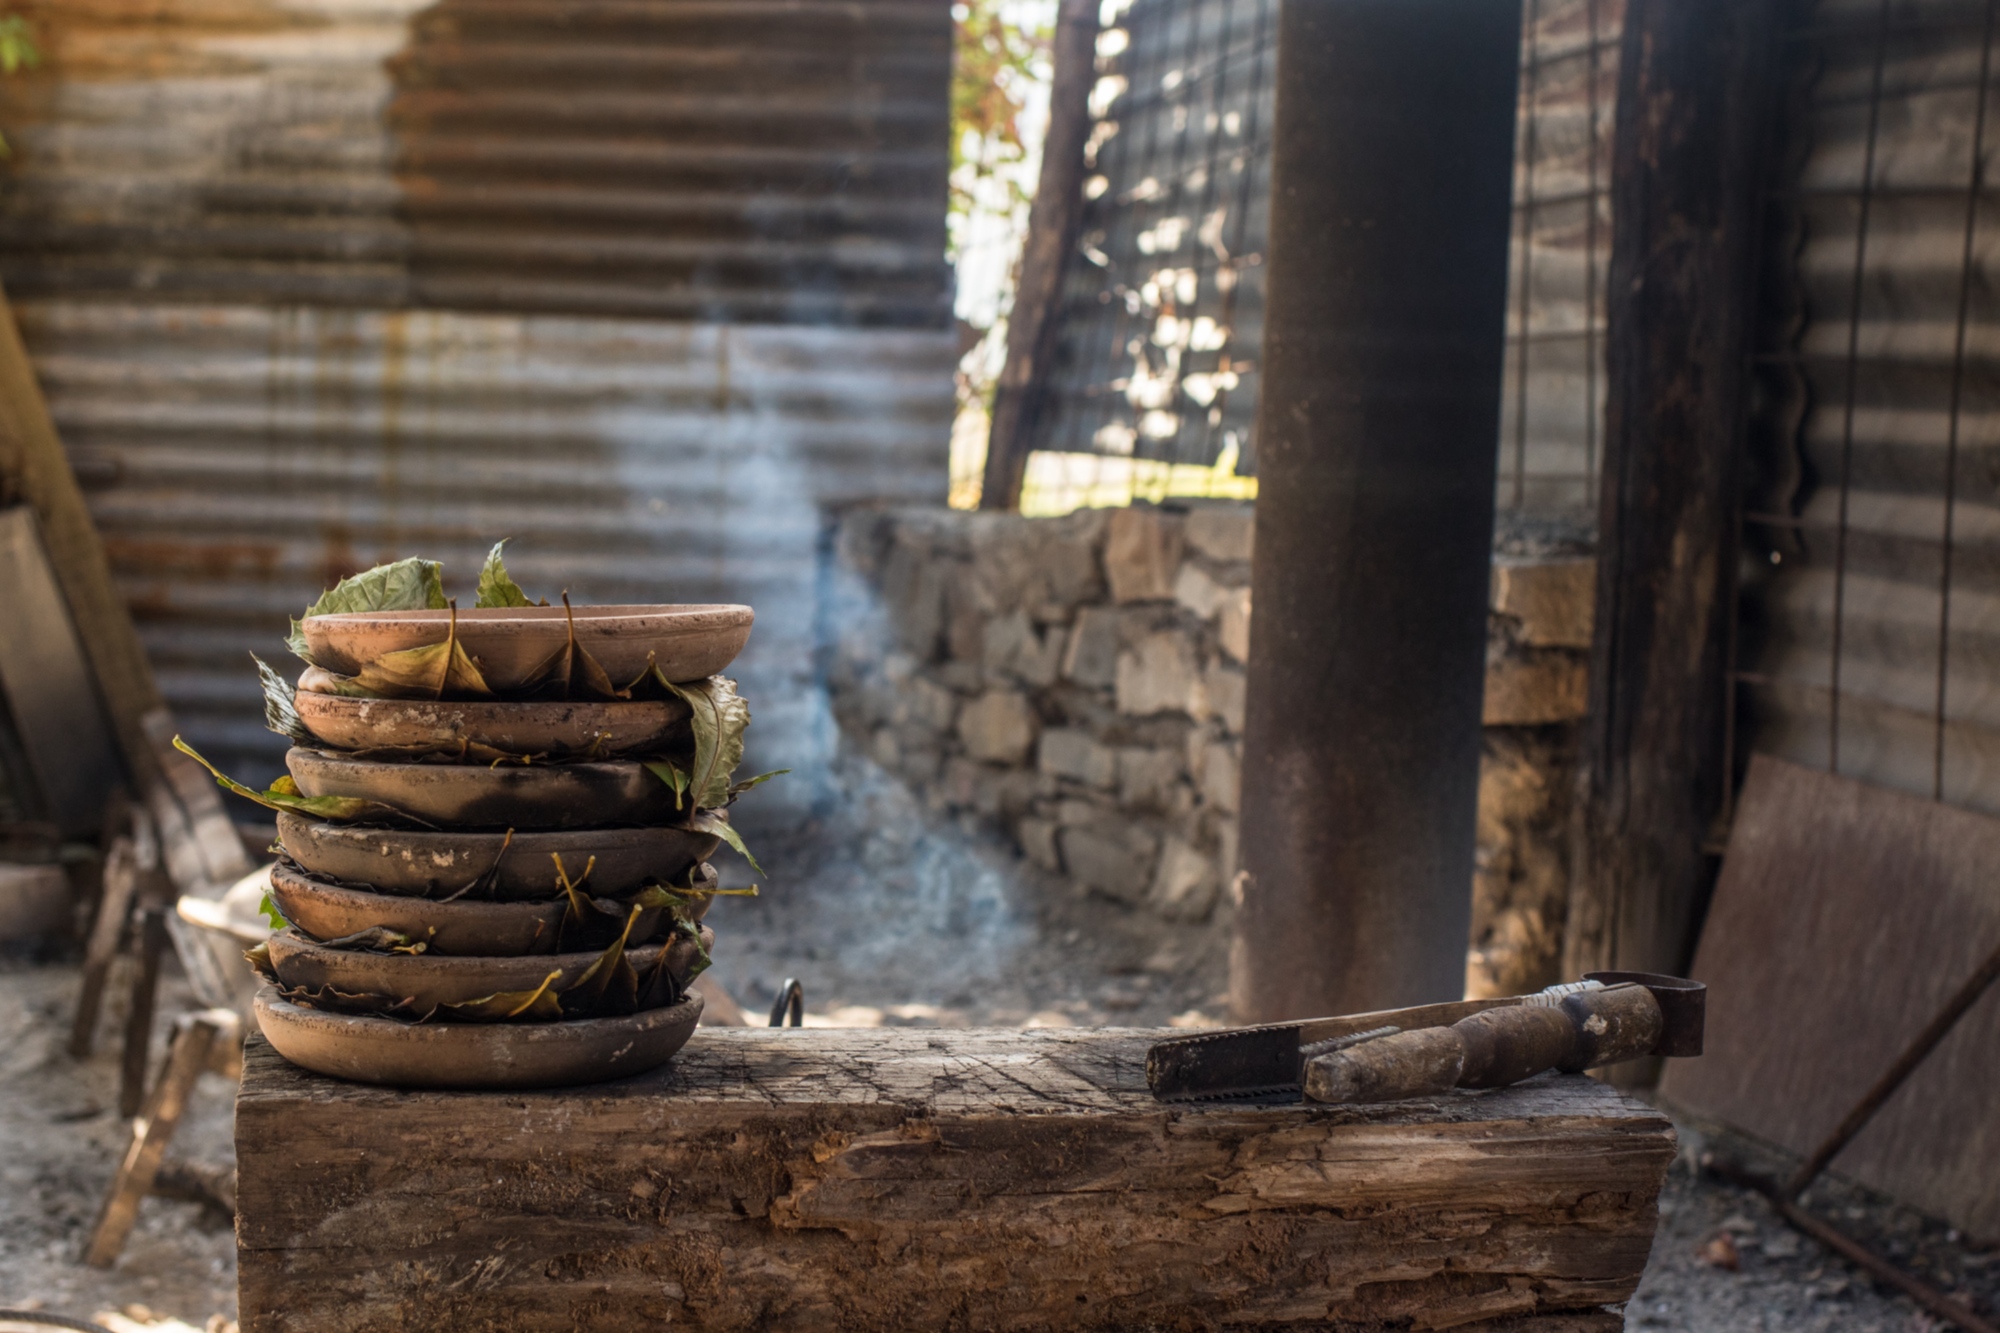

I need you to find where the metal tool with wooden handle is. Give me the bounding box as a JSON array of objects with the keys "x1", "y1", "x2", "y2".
[{"x1": 1146, "y1": 971, "x2": 1705, "y2": 1102}]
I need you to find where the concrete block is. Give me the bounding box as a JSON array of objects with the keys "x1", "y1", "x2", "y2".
[
  {"x1": 1200, "y1": 740, "x2": 1241, "y2": 814},
  {"x1": 1183, "y1": 505, "x2": 1255, "y2": 564},
  {"x1": 1172, "y1": 561, "x2": 1227, "y2": 620},
  {"x1": 957, "y1": 688, "x2": 1039, "y2": 765},
  {"x1": 1117, "y1": 631, "x2": 1199, "y2": 717},
  {"x1": 1483, "y1": 652, "x2": 1589, "y2": 726},
  {"x1": 1104, "y1": 507, "x2": 1184, "y2": 603},
  {"x1": 1057, "y1": 820, "x2": 1160, "y2": 904},
  {"x1": 1061, "y1": 606, "x2": 1121, "y2": 689},
  {"x1": 1217, "y1": 587, "x2": 1252, "y2": 664},
  {"x1": 1040, "y1": 728, "x2": 1118, "y2": 789},
  {"x1": 1151, "y1": 836, "x2": 1220, "y2": 922},
  {"x1": 1492, "y1": 557, "x2": 1596, "y2": 649}
]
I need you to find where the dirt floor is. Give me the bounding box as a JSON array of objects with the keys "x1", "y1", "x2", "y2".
[{"x1": 2, "y1": 753, "x2": 1995, "y2": 1333}]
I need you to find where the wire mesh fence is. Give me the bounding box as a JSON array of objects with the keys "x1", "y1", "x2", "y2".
[{"x1": 1011, "y1": 0, "x2": 1623, "y2": 516}]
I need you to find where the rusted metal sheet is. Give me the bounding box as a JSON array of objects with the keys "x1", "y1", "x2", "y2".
[
  {"x1": 0, "y1": 0, "x2": 952, "y2": 327},
  {"x1": 24, "y1": 299, "x2": 956, "y2": 788},
  {"x1": 1739, "y1": 0, "x2": 2000, "y2": 817},
  {"x1": 1661, "y1": 753, "x2": 2000, "y2": 1240},
  {"x1": 0, "y1": 0, "x2": 958, "y2": 794}
]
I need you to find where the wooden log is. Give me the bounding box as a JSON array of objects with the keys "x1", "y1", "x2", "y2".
[{"x1": 236, "y1": 1027, "x2": 1676, "y2": 1332}]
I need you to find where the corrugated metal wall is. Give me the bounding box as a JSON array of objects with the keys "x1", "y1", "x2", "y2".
[
  {"x1": 1739, "y1": 0, "x2": 2000, "y2": 817},
  {"x1": 1498, "y1": 0, "x2": 1622, "y2": 515},
  {"x1": 0, "y1": 0, "x2": 957, "y2": 794}
]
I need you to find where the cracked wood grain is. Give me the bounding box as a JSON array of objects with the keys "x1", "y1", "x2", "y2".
[{"x1": 236, "y1": 1028, "x2": 1674, "y2": 1332}]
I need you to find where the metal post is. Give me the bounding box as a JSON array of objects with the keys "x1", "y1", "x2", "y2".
[{"x1": 1231, "y1": 0, "x2": 1522, "y2": 1021}]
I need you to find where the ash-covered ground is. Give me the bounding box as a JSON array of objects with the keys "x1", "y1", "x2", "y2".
[{"x1": 2, "y1": 752, "x2": 1994, "y2": 1332}]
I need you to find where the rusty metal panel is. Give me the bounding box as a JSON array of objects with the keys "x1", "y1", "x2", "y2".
[
  {"x1": 1661, "y1": 753, "x2": 2000, "y2": 1240},
  {"x1": 0, "y1": 0, "x2": 952, "y2": 327},
  {"x1": 1739, "y1": 0, "x2": 2000, "y2": 817},
  {"x1": 22, "y1": 299, "x2": 955, "y2": 788}
]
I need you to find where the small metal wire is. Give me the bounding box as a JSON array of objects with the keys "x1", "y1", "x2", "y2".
[
  {"x1": 1827, "y1": 0, "x2": 1895, "y2": 776},
  {"x1": 1933, "y1": 0, "x2": 1996, "y2": 801}
]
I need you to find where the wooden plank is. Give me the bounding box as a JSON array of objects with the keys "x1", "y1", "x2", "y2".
[
  {"x1": 236, "y1": 1027, "x2": 1676, "y2": 1332},
  {"x1": 0, "y1": 279, "x2": 165, "y2": 791},
  {"x1": 1661, "y1": 753, "x2": 2000, "y2": 1239},
  {"x1": 0, "y1": 505, "x2": 125, "y2": 834},
  {"x1": 1568, "y1": 0, "x2": 1785, "y2": 985}
]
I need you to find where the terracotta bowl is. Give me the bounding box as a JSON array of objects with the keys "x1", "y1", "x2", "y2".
[
  {"x1": 294, "y1": 693, "x2": 688, "y2": 758},
  {"x1": 287, "y1": 748, "x2": 675, "y2": 830},
  {"x1": 275, "y1": 813, "x2": 718, "y2": 900},
  {"x1": 268, "y1": 861, "x2": 666, "y2": 957},
  {"x1": 264, "y1": 925, "x2": 713, "y2": 1013},
  {"x1": 300, "y1": 604, "x2": 754, "y2": 692},
  {"x1": 255, "y1": 988, "x2": 705, "y2": 1089}
]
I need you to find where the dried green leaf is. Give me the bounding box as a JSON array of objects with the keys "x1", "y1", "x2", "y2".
[
  {"x1": 560, "y1": 904, "x2": 643, "y2": 1018},
  {"x1": 297, "y1": 666, "x2": 382, "y2": 698},
  {"x1": 245, "y1": 940, "x2": 275, "y2": 981},
  {"x1": 728, "y1": 769, "x2": 789, "y2": 798},
  {"x1": 693, "y1": 808, "x2": 763, "y2": 876},
  {"x1": 315, "y1": 926, "x2": 429, "y2": 955},
  {"x1": 274, "y1": 980, "x2": 409, "y2": 1018},
  {"x1": 475, "y1": 540, "x2": 545, "y2": 609},
  {"x1": 351, "y1": 599, "x2": 496, "y2": 700},
  {"x1": 255, "y1": 654, "x2": 311, "y2": 742},
  {"x1": 522, "y1": 593, "x2": 622, "y2": 702},
  {"x1": 435, "y1": 970, "x2": 565, "y2": 1023},
  {"x1": 643, "y1": 760, "x2": 691, "y2": 811},
  {"x1": 174, "y1": 736, "x2": 425, "y2": 825},
  {"x1": 650, "y1": 676, "x2": 749, "y2": 810},
  {"x1": 288, "y1": 557, "x2": 447, "y2": 663}
]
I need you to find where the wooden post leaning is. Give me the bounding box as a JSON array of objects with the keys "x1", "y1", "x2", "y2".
[{"x1": 236, "y1": 1026, "x2": 1678, "y2": 1332}]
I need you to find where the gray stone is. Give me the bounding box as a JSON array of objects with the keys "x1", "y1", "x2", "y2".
[
  {"x1": 1062, "y1": 606, "x2": 1121, "y2": 689},
  {"x1": 1015, "y1": 623, "x2": 1067, "y2": 688},
  {"x1": 1217, "y1": 587, "x2": 1252, "y2": 664},
  {"x1": 1117, "y1": 746, "x2": 1185, "y2": 809},
  {"x1": 1183, "y1": 505, "x2": 1255, "y2": 564},
  {"x1": 1200, "y1": 740, "x2": 1241, "y2": 814},
  {"x1": 869, "y1": 727, "x2": 900, "y2": 771},
  {"x1": 1199, "y1": 664, "x2": 1247, "y2": 733},
  {"x1": 957, "y1": 689, "x2": 1039, "y2": 765},
  {"x1": 1104, "y1": 506, "x2": 1184, "y2": 603},
  {"x1": 1172, "y1": 561, "x2": 1227, "y2": 620},
  {"x1": 1117, "y1": 631, "x2": 1199, "y2": 717},
  {"x1": 1016, "y1": 816, "x2": 1062, "y2": 872},
  {"x1": 1040, "y1": 728, "x2": 1118, "y2": 789},
  {"x1": 1151, "y1": 836, "x2": 1220, "y2": 921},
  {"x1": 981, "y1": 608, "x2": 1033, "y2": 676},
  {"x1": 936, "y1": 660, "x2": 984, "y2": 693},
  {"x1": 1057, "y1": 819, "x2": 1161, "y2": 904},
  {"x1": 908, "y1": 677, "x2": 960, "y2": 733},
  {"x1": 945, "y1": 564, "x2": 992, "y2": 662}
]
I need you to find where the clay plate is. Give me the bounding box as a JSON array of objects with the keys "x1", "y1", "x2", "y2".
[
  {"x1": 255, "y1": 987, "x2": 705, "y2": 1089},
  {"x1": 273, "y1": 861, "x2": 588, "y2": 956},
  {"x1": 265, "y1": 925, "x2": 713, "y2": 1012},
  {"x1": 300, "y1": 604, "x2": 754, "y2": 692},
  {"x1": 275, "y1": 812, "x2": 718, "y2": 900},
  {"x1": 287, "y1": 747, "x2": 675, "y2": 830},
  {"x1": 294, "y1": 693, "x2": 688, "y2": 757}
]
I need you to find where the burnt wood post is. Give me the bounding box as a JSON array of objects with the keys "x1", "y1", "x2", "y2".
[
  {"x1": 1566, "y1": 0, "x2": 1784, "y2": 984},
  {"x1": 1231, "y1": 0, "x2": 1523, "y2": 1021},
  {"x1": 980, "y1": 0, "x2": 1099, "y2": 510}
]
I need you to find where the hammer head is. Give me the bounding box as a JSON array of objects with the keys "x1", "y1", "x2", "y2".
[{"x1": 1583, "y1": 971, "x2": 1706, "y2": 1057}]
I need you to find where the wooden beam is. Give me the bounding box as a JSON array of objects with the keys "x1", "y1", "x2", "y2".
[
  {"x1": 0, "y1": 281, "x2": 165, "y2": 789},
  {"x1": 236, "y1": 1027, "x2": 1677, "y2": 1332},
  {"x1": 978, "y1": 0, "x2": 1099, "y2": 511},
  {"x1": 1568, "y1": 0, "x2": 1784, "y2": 985}
]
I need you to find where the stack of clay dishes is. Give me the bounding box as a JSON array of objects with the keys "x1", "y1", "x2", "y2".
[{"x1": 252, "y1": 603, "x2": 755, "y2": 1090}]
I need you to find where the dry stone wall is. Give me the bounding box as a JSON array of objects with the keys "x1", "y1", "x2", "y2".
[{"x1": 828, "y1": 502, "x2": 1594, "y2": 995}]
